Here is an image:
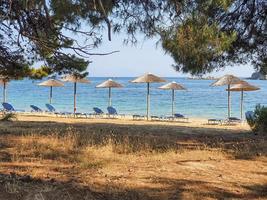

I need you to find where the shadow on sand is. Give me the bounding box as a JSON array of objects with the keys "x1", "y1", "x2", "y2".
[{"x1": 0, "y1": 172, "x2": 266, "y2": 200}]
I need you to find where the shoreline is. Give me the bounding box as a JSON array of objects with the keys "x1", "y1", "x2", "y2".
[{"x1": 11, "y1": 113, "x2": 250, "y2": 131}]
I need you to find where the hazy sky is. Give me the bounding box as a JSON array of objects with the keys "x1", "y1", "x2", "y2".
[{"x1": 89, "y1": 34, "x2": 254, "y2": 78}]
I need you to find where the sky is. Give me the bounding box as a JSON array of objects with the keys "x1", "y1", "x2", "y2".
[{"x1": 88, "y1": 33, "x2": 254, "y2": 78}]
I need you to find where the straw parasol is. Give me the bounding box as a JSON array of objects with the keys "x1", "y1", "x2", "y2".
[
  {"x1": 62, "y1": 75, "x2": 90, "y2": 113},
  {"x1": 0, "y1": 77, "x2": 9, "y2": 103},
  {"x1": 131, "y1": 73, "x2": 166, "y2": 120},
  {"x1": 227, "y1": 81, "x2": 260, "y2": 120},
  {"x1": 38, "y1": 79, "x2": 64, "y2": 104},
  {"x1": 159, "y1": 81, "x2": 186, "y2": 117},
  {"x1": 96, "y1": 79, "x2": 123, "y2": 106},
  {"x1": 211, "y1": 74, "x2": 242, "y2": 118}
]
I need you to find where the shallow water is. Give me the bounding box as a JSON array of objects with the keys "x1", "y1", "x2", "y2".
[{"x1": 2, "y1": 77, "x2": 266, "y2": 118}]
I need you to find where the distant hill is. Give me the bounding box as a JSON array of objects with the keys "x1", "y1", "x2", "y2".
[{"x1": 249, "y1": 72, "x2": 267, "y2": 80}]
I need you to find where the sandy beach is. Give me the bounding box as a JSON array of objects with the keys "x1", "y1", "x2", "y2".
[{"x1": 15, "y1": 113, "x2": 251, "y2": 130}]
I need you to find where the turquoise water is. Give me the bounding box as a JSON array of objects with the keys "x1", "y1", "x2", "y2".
[{"x1": 1, "y1": 77, "x2": 266, "y2": 118}]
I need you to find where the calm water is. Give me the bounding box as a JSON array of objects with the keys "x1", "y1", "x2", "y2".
[{"x1": 2, "y1": 77, "x2": 266, "y2": 118}]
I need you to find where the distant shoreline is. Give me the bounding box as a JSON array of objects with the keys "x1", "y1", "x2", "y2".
[{"x1": 187, "y1": 76, "x2": 217, "y2": 80}]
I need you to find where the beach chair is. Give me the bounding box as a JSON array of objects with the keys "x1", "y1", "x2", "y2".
[
  {"x1": 151, "y1": 115, "x2": 161, "y2": 121},
  {"x1": 225, "y1": 117, "x2": 241, "y2": 125},
  {"x1": 132, "y1": 114, "x2": 145, "y2": 120},
  {"x1": 93, "y1": 107, "x2": 104, "y2": 117},
  {"x1": 208, "y1": 118, "x2": 223, "y2": 125},
  {"x1": 46, "y1": 104, "x2": 56, "y2": 112},
  {"x1": 2, "y1": 102, "x2": 24, "y2": 113},
  {"x1": 167, "y1": 113, "x2": 189, "y2": 122},
  {"x1": 107, "y1": 106, "x2": 118, "y2": 118},
  {"x1": 45, "y1": 104, "x2": 71, "y2": 117},
  {"x1": 30, "y1": 105, "x2": 43, "y2": 112},
  {"x1": 245, "y1": 111, "x2": 255, "y2": 121},
  {"x1": 107, "y1": 106, "x2": 125, "y2": 118}
]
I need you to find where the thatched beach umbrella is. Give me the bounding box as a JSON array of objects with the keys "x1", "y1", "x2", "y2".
[
  {"x1": 62, "y1": 75, "x2": 90, "y2": 113},
  {"x1": 96, "y1": 79, "x2": 123, "y2": 106},
  {"x1": 38, "y1": 79, "x2": 64, "y2": 104},
  {"x1": 131, "y1": 73, "x2": 165, "y2": 120},
  {"x1": 159, "y1": 81, "x2": 186, "y2": 117},
  {"x1": 0, "y1": 77, "x2": 9, "y2": 103},
  {"x1": 227, "y1": 81, "x2": 260, "y2": 120},
  {"x1": 211, "y1": 75, "x2": 241, "y2": 118}
]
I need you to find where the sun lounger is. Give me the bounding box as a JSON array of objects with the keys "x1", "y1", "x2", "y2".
[
  {"x1": 245, "y1": 111, "x2": 255, "y2": 121},
  {"x1": 132, "y1": 114, "x2": 145, "y2": 120},
  {"x1": 30, "y1": 105, "x2": 43, "y2": 112},
  {"x1": 45, "y1": 104, "x2": 56, "y2": 113},
  {"x1": 45, "y1": 104, "x2": 71, "y2": 116},
  {"x1": 2, "y1": 102, "x2": 24, "y2": 113},
  {"x1": 166, "y1": 113, "x2": 189, "y2": 122},
  {"x1": 107, "y1": 106, "x2": 118, "y2": 118},
  {"x1": 93, "y1": 107, "x2": 104, "y2": 114},
  {"x1": 92, "y1": 107, "x2": 104, "y2": 117},
  {"x1": 208, "y1": 118, "x2": 223, "y2": 125},
  {"x1": 226, "y1": 117, "x2": 241, "y2": 124},
  {"x1": 107, "y1": 106, "x2": 125, "y2": 118},
  {"x1": 151, "y1": 115, "x2": 161, "y2": 120}
]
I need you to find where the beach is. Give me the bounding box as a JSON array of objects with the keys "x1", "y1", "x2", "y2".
[
  {"x1": 1, "y1": 2, "x2": 266, "y2": 199},
  {"x1": 16, "y1": 113, "x2": 250, "y2": 131},
  {"x1": 0, "y1": 114, "x2": 266, "y2": 199}
]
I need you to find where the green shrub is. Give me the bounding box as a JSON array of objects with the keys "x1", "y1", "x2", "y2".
[{"x1": 246, "y1": 104, "x2": 267, "y2": 134}]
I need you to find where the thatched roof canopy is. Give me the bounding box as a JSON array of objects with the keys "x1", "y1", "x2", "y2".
[
  {"x1": 131, "y1": 73, "x2": 165, "y2": 83},
  {"x1": 38, "y1": 79, "x2": 64, "y2": 87},
  {"x1": 227, "y1": 81, "x2": 260, "y2": 91},
  {"x1": 159, "y1": 81, "x2": 186, "y2": 90},
  {"x1": 96, "y1": 79, "x2": 123, "y2": 88},
  {"x1": 62, "y1": 75, "x2": 90, "y2": 83},
  {"x1": 211, "y1": 75, "x2": 241, "y2": 86}
]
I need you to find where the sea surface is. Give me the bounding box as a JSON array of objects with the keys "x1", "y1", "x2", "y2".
[{"x1": 2, "y1": 77, "x2": 266, "y2": 118}]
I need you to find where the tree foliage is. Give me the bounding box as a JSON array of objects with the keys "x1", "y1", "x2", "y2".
[
  {"x1": 114, "y1": 0, "x2": 266, "y2": 75},
  {"x1": 0, "y1": 0, "x2": 266, "y2": 77},
  {"x1": 247, "y1": 104, "x2": 267, "y2": 134},
  {"x1": 161, "y1": 16, "x2": 237, "y2": 74},
  {"x1": 0, "y1": 0, "x2": 114, "y2": 80}
]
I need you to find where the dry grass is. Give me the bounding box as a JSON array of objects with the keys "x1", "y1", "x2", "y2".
[{"x1": 0, "y1": 115, "x2": 266, "y2": 200}]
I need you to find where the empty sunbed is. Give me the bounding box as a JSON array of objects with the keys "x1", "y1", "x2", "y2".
[
  {"x1": 46, "y1": 104, "x2": 56, "y2": 113},
  {"x1": 2, "y1": 102, "x2": 24, "y2": 113},
  {"x1": 167, "y1": 113, "x2": 189, "y2": 122},
  {"x1": 133, "y1": 114, "x2": 145, "y2": 120},
  {"x1": 45, "y1": 104, "x2": 71, "y2": 116},
  {"x1": 107, "y1": 106, "x2": 125, "y2": 118},
  {"x1": 151, "y1": 115, "x2": 163, "y2": 121},
  {"x1": 226, "y1": 117, "x2": 241, "y2": 124},
  {"x1": 30, "y1": 105, "x2": 43, "y2": 112},
  {"x1": 93, "y1": 107, "x2": 104, "y2": 116},
  {"x1": 208, "y1": 118, "x2": 223, "y2": 125},
  {"x1": 107, "y1": 106, "x2": 118, "y2": 118},
  {"x1": 245, "y1": 111, "x2": 255, "y2": 121}
]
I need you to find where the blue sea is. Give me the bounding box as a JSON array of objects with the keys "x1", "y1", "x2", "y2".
[{"x1": 2, "y1": 77, "x2": 266, "y2": 118}]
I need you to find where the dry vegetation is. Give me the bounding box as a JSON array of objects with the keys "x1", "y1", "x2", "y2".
[{"x1": 0, "y1": 115, "x2": 266, "y2": 200}]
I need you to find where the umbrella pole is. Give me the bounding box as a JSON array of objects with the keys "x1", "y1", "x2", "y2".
[
  {"x1": 74, "y1": 82, "x2": 77, "y2": 113},
  {"x1": 228, "y1": 84, "x2": 231, "y2": 118},
  {"x1": 108, "y1": 87, "x2": 111, "y2": 107},
  {"x1": 172, "y1": 89, "x2": 174, "y2": 117},
  {"x1": 3, "y1": 82, "x2": 6, "y2": 103},
  {"x1": 147, "y1": 82, "x2": 150, "y2": 120},
  {"x1": 241, "y1": 90, "x2": 244, "y2": 121},
  {"x1": 49, "y1": 86, "x2": 52, "y2": 104}
]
